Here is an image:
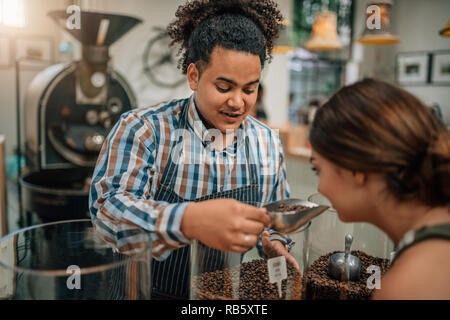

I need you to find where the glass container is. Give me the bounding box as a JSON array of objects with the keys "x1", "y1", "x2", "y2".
[
  {"x1": 303, "y1": 193, "x2": 394, "y2": 300},
  {"x1": 0, "y1": 219, "x2": 151, "y2": 300},
  {"x1": 190, "y1": 223, "x2": 310, "y2": 300}
]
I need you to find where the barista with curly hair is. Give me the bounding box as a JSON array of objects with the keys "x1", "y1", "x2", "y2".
[{"x1": 90, "y1": 0, "x2": 298, "y2": 299}]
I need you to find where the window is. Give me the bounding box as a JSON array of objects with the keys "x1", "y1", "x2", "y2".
[
  {"x1": 0, "y1": 0, "x2": 26, "y2": 27},
  {"x1": 288, "y1": 49, "x2": 346, "y2": 125}
]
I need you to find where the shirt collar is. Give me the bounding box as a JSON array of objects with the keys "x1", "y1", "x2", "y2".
[{"x1": 187, "y1": 94, "x2": 247, "y2": 151}]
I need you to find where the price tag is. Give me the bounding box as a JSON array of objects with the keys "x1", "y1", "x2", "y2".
[{"x1": 267, "y1": 256, "x2": 287, "y2": 298}]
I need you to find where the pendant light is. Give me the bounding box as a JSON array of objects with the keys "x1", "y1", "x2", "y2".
[
  {"x1": 304, "y1": 0, "x2": 342, "y2": 51},
  {"x1": 439, "y1": 20, "x2": 450, "y2": 37},
  {"x1": 357, "y1": 0, "x2": 399, "y2": 45}
]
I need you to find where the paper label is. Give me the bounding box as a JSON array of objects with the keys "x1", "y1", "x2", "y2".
[{"x1": 267, "y1": 256, "x2": 287, "y2": 298}]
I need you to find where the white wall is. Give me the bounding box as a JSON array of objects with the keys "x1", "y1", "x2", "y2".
[
  {"x1": 392, "y1": 0, "x2": 450, "y2": 124},
  {"x1": 262, "y1": 0, "x2": 293, "y2": 126},
  {"x1": 349, "y1": 0, "x2": 450, "y2": 124},
  {"x1": 0, "y1": 0, "x2": 67, "y2": 156}
]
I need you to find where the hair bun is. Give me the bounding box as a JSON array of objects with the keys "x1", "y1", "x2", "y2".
[{"x1": 419, "y1": 129, "x2": 450, "y2": 206}]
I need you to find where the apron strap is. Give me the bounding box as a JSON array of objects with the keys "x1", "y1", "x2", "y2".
[
  {"x1": 155, "y1": 100, "x2": 190, "y2": 194},
  {"x1": 245, "y1": 135, "x2": 259, "y2": 187}
]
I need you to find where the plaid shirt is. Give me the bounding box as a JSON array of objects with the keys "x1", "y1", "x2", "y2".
[{"x1": 89, "y1": 95, "x2": 292, "y2": 260}]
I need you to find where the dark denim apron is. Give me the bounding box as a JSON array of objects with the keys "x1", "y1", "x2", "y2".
[{"x1": 151, "y1": 102, "x2": 260, "y2": 299}]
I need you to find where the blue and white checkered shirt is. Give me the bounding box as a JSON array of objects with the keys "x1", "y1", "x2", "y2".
[{"x1": 89, "y1": 95, "x2": 292, "y2": 260}]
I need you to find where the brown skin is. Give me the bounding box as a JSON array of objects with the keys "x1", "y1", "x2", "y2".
[
  {"x1": 182, "y1": 199, "x2": 270, "y2": 252},
  {"x1": 187, "y1": 46, "x2": 260, "y2": 134},
  {"x1": 311, "y1": 149, "x2": 450, "y2": 299},
  {"x1": 181, "y1": 47, "x2": 297, "y2": 268}
]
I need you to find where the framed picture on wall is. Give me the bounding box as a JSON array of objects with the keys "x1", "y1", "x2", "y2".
[
  {"x1": 0, "y1": 35, "x2": 11, "y2": 68},
  {"x1": 15, "y1": 36, "x2": 54, "y2": 68},
  {"x1": 431, "y1": 51, "x2": 450, "y2": 85},
  {"x1": 395, "y1": 52, "x2": 431, "y2": 86}
]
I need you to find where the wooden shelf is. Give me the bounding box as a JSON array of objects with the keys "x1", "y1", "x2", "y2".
[{"x1": 269, "y1": 123, "x2": 312, "y2": 163}]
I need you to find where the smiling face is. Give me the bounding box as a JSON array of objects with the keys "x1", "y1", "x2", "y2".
[{"x1": 187, "y1": 46, "x2": 262, "y2": 133}]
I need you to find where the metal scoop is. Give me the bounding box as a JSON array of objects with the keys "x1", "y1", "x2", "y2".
[
  {"x1": 328, "y1": 234, "x2": 362, "y2": 282},
  {"x1": 264, "y1": 198, "x2": 329, "y2": 234}
]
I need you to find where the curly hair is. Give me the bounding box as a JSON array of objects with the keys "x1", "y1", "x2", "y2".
[{"x1": 167, "y1": 0, "x2": 284, "y2": 74}]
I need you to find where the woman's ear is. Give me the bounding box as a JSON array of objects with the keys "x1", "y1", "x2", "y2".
[
  {"x1": 187, "y1": 63, "x2": 199, "y2": 91},
  {"x1": 352, "y1": 171, "x2": 367, "y2": 186}
]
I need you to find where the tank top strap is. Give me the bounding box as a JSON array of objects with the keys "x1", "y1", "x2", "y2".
[{"x1": 392, "y1": 223, "x2": 450, "y2": 265}]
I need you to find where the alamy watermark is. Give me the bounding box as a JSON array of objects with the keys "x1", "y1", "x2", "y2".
[
  {"x1": 66, "y1": 265, "x2": 81, "y2": 290},
  {"x1": 366, "y1": 5, "x2": 382, "y2": 30},
  {"x1": 167, "y1": 124, "x2": 282, "y2": 174},
  {"x1": 66, "y1": 5, "x2": 81, "y2": 30},
  {"x1": 366, "y1": 265, "x2": 381, "y2": 290}
]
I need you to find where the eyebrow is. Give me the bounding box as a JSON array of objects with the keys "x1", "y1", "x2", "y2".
[
  {"x1": 309, "y1": 157, "x2": 316, "y2": 164},
  {"x1": 216, "y1": 77, "x2": 260, "y2": 87}
]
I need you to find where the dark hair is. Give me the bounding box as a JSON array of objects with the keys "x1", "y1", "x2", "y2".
[
  {"x1": 309, "y1": 78, "x2": 450, "y2": 207},
  {"x1": 167, "y1": 0, "x2": 283, "y2": 74}
]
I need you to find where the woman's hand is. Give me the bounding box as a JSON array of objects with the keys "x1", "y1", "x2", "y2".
[
  {"x1": 181, "y1": 199, "x2": 271, "y2": 252},
  {"x1": 261, "y1": 231, "x2": 300, "y2": 272}
]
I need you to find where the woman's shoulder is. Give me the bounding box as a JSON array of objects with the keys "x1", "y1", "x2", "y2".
[{"x1": 373, "y1": 237, "x2": 450, "y2": 299}]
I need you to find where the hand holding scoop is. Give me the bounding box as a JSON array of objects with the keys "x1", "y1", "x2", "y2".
[{"x1": 263, "y1": 198, "x2": 329, "y2": 234}]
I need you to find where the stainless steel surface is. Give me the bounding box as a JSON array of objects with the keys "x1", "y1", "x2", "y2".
[
  {"x1": 264, "y1": 198, "x2": 329, "y2": 234},
  {"x1": 84, "y1": 134, "x2": 105, "y2": 152},
  {"x1": 328, "y1": 234, "x2": 362, "y2": 282},
  {"x1": 23, "y1": 11, "x2": 141, "y2": 172},
  {"x1": 24, "y1": 63, "x2": 73, "y2": 163},
  {"x1": 23, "y1": 61, "x2": 137, "y2": 170}
]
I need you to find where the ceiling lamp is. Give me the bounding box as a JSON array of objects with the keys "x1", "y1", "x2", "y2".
[
  {"x1": 357, "y1": 0, "x2": 399, "y2": 45},
  {"x1": 439, "y1": 20, "x2": 450, "y2": 37},
  {"x1": 305, "y1": 10, "x2": 342, "y2": 51}
]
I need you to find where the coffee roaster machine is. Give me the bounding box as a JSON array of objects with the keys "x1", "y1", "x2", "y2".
[{"x1": 18, "y1": 11, "x2": 142, "y2": 225}]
